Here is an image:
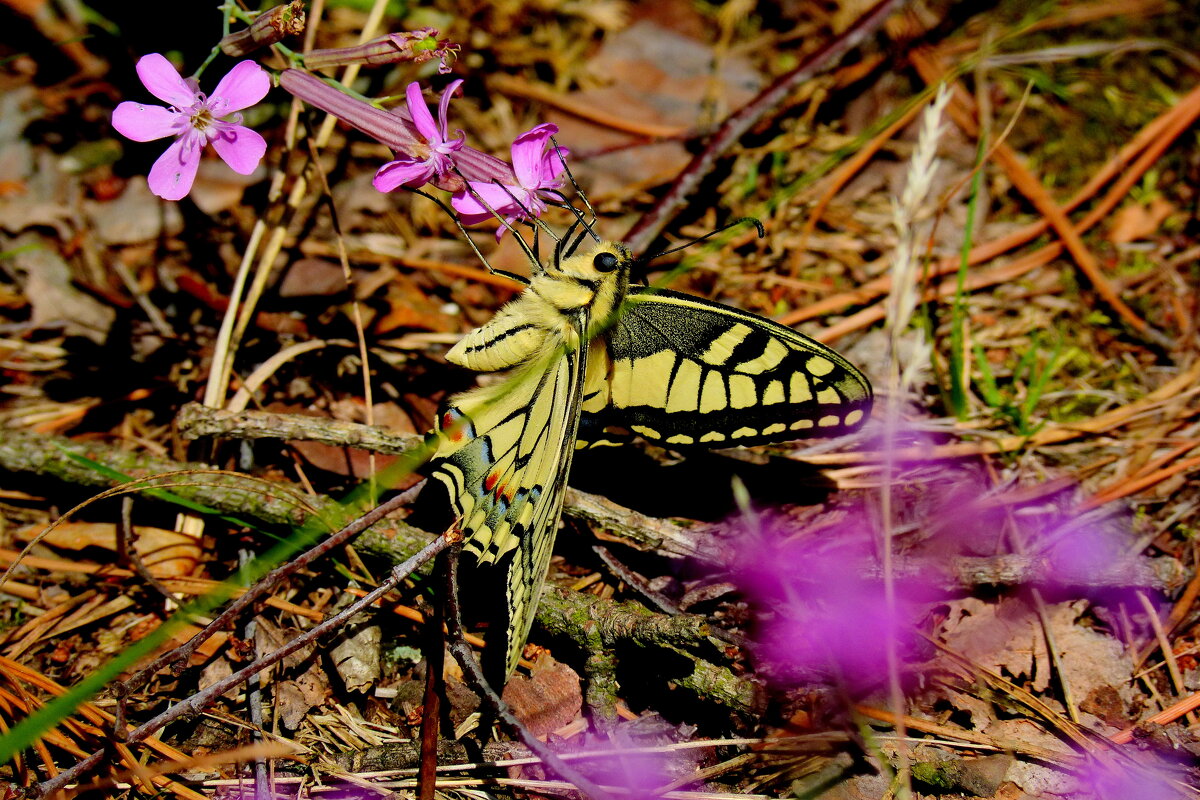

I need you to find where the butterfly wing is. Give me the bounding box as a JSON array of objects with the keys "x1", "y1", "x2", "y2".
[
  {"x1": 431, "y1": 318, "x2": 589, "y2": 678},
  {"x1": 580, "y1": 287, "x2": 872, "y2": 447}
]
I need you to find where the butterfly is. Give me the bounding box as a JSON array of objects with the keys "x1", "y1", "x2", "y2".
[{"x1": 428, "y1": 226, "x2": 872, "y2": 679}]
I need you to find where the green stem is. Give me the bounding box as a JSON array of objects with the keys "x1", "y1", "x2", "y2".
[
  {"x1": 948, "y1": 137, "x2": 987, "y2": 418},
  {"x1": 193, "y1": 2, "x2": 236, "y2": 79}
]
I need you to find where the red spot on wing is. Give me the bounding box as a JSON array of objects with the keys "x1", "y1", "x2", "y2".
[
  {"x1": 484, "y1": 473, "x2": 498, "y2": 492},
  {"x1": 442, "y1": 410, "x2": 465, "y2": 442}
]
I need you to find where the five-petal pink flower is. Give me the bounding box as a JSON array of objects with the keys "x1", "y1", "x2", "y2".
[
  {"x1": 373, "y1": 80, "x2": 465, "y2": 193},
  {"x1": 113, "y1": 54, "x2": 271, "y2": 201},
  {"x1": 451, "y1": 122, "x2": 568, "y2": 234}
]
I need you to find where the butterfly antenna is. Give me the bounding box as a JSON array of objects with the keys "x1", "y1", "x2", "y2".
[
  {"x1": 550, "y1": 135, "x2": 599, "y2": 228},
  {"x1": 453, "y1": 177, "x2": 544, "y2": 273},
  {"x1": 408, "y1": 187, "x2": 530, "y2": 286},
  {"x1": 554, "y1": 216, "x2": 588, "y2": 264},
  {"x1": 647, "y1": 217, "x2": 765, "y2": 261},
  {"x1": 546, "y1": 136, "x2": 602, "y2": 258},
  {"x1": 497, "y1": 182, "x2": 562, "y2": 246}
]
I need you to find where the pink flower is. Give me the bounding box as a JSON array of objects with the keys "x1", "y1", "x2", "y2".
[
  {"x1": 112, "y1": 54, "x2": 270, "y2": 201},
  {"x1": 373, "y1": 80, "x2": 465, "y2": 192},
  {"x1": 451, "y1": 122, "x2": 568, "y2": 234}
]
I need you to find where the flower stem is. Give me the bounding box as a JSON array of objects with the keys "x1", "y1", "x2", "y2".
[{"x1": 192, "y1": 1, "x2": 236, "y2": 79}]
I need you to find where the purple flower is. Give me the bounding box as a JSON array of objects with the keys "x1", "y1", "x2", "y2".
[
  {"x1": 373, "y1": 80, "x2": 465, "y2": 192},
  {"x1": 112, "y1": 54, "x2": 270, "y2": 201},
  {"x1": 451, "y1": 122, "x2": 568, "y2": 234},
  {"x1": 554, "y1": 731, "x2": 694, "y2": 800},
  {"x1": 730, "y1": 509, "x2": 932, "y2": 692},
  {"x1": 1070, "y1": 757, "x2": 1185, "y2": 800}
]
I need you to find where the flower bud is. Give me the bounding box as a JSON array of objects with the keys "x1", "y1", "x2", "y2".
[
  {"x1": 303, "y1": 28, "x2": 458, "y2": 73},
  {"x1": 279, "y1": 68, "x2": 418, "y2": 152},
  {"x1": 219, "y1": 1, "x2": 305, "y2": 58}
]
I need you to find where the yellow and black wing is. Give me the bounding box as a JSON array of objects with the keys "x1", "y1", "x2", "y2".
[
  {"x1": 430, "y1": 326, "x2": 589, "y2": 678},
  {"x1": 580, "y1": 287, "x2": 872, "y2": 447}
]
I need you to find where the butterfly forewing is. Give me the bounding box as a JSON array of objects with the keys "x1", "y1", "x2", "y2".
[{"x1": 581, "y1": 287, "x2": 872, "y2": 448}]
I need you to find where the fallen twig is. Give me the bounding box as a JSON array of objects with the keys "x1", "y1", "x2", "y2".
[
  {"x1": 624, "y1": 0, "x2": 908, "y2": 252},
  {"x1": 35, "y1": 535, "x2": 447, "y2": 797},
  {"x1": 443, "y1": 544, "x2": 616, "y2": 800}
]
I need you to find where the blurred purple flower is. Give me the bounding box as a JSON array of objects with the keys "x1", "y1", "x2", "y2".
[
  {"x1": 373, "y1": 80, "x2": 464, "y2": 192},
  {"x1": 730, "y1": 509, "x2": 932, "y2": 691},
  {"x1": 112, "y1": 54, "x2": 270, "y2": 201},
  {"x1": 555, "y1": 731, "x2": 692, "y2": 800},
  {"x1": 1036, "y1": 513, "x2": 1159, "y2": 603},
  {"x1": 451, "y1": 122, "x2": 568, "y2": 235},
  {"x1": 1070, "y1": 757, "x2": 1186, "y2": 800}
]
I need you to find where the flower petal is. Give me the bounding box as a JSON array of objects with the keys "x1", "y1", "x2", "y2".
[
  {"x1": 136, "y1": 53, "x2": 196, "y2": 108},
  {"x1": 147, "y1": 133, "x2": 203, "y2": 200},
  {"x1": 436, "y1": 79, "x2": 463, "y2": 140},
  {"x1": 210, "y1": 123, "x2": 267, "y2": 175},
  {"x1": 510, "y1": 123, "x2": 558, "y2": 188},
  {"x1": 209, "y1": 60, "x2": 271, "y2": 115},
  {"x1": 405, "y1": 82, "x2": 438, "y2": 143},
  {"x1": 112, "y1": 102, "x2": 181, "y2": 142},
  {"x1": 374, "y1": 158, "x2": 435, "y2": 192},
  {"x1": 464, "y1": 181, "x2": 526, "y2": 215},
  {"x1": 541, "y1": 144, "x2": 569, "y2": 183},
  {"x1": 450, "y1": 189, "x2": 498, "y2": 225}
]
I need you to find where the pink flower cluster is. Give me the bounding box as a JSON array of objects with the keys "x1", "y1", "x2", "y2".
[
  {"x1": 113, "y1": 52, "x2": 571, "y2": 236},
  {"x1": 276, "y1": 70, "x2": 568, "y2": 236}
]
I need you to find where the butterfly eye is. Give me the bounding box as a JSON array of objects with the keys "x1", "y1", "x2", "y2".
[{"x1": 593, "y1": 252, "x2": 619, "y2": 273}]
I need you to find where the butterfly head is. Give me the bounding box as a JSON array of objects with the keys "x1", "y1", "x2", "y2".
[{"x1": 534, "y1": 240, "x2": 634, "y2": 322}]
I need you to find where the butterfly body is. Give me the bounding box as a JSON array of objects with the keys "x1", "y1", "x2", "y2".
[{"x1": 430, "y1": 240, "x2": 872, "y2": 677}]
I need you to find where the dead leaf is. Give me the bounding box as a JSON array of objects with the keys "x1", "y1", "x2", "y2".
[
  {"x1": 500, "y1": 653, "x2": 583, "y2": 738},
  {"x1": 199, "y1": 656, "x2": 238, "y2": 701},
  {"x1": 254, "y1": 618, "x2": 318, "y2": 680},
  {"x1": 12, "y1": 235, "x2": 115, "y2": 342},
  {"x1": 1108, "y1": 196, "x2": 1175, "y2": 244},
  {"x1": 373, "y1": 271, "x2": 461, "y2": 334},
  {"x1": 279, "y1": 258, "x2": 349, "y2": 298},
  {"x1": 330, "y1": 615, "x2": 382, "y2": 693},
  {"x1": 545, "y1": 20, "x2": 763, "y2": 198},
  {"x1": 189, "y1": 158, "x2": 267, "y2": 215},
  {"x1": 939, "y1": 598, "x2": 1134, "y2": 713},
  {"x1": 15, "y1": 521, "x2": 201, "y2": 578},
  {"x1": 83, "y1": 177, "x2": 180, "y2": 245},
  {"x1": 290, "y1": 439, "x2": 400, "y2": 477},
  {"x1": 276, "y1": 671, "x2": 330, "y2": 730}
]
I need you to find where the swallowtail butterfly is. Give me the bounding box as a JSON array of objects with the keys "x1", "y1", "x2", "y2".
[{"x1": 430, "y1": 226, "x2": 872, "y2": 678}]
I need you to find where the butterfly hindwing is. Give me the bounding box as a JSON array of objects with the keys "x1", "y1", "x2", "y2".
[
  {"x1": 580, "y1": 287, "x2": 872, "y2": 448},
  {"x1": 431, "y1": 318, "x2": 590, "y2": 678}
]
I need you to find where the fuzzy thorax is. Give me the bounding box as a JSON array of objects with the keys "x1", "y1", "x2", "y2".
[{"x1": 446, "y1": 241, "x2": 633, "y2": 372}]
